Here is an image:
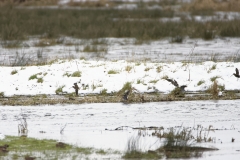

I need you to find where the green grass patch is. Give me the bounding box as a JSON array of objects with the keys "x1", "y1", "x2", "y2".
[
  {"x1": 63, "y1": 72, "x2": 72, "y2": 77},
  {"x1": 100, "y1": 88, "x2": 108, "y2": 95},
  {"x1": 55, "y1": 85, "x2": 65, "y2": 94},
  {"x1": 108, "y1": 70, "x2": 119, "y2": 74},
  {"x1": 208, "y1": 64, "x2": 217, "y2": 73},
  {"x1": 210, "y1": 76, "x2": 220, "y2": 82},
  {"x1": 37, "y1": 77, "x2": 44, "y2": 83},
  {"x1": 11, "y1": 69, "x2": 18, "y2": 75},
  {"x1": 136, "y1": 79, "x2": 142, "y2": 84},
  {"x1": 118, "y1": 82, "x2": 132, "y2": 95},
  {"x1": 0, "y1": 135, "x2": 97, "y2": 160},
  {"x1": 71, "y1": 71, "x2": 81, "y2": 77},
  {"x1": 197, "y1": 80, "x2": 205, "y2": 86},
  {"x1": 28, "y1": 74, "x2": 38, "y2": 80},
  {"x1": 149, "y1": 80, "x2": 159, "y2": 84},
  {"x1": 96, "y1": 149, "x2": 107, "y2": 155}
]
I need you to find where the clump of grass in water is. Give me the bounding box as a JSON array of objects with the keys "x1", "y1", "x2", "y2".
[
  {"x1": 123, "y1": 126, "x2": 218, "y2": 159},
  {"x1": 123, "y1": 136, "x2": 162, "y2": 159},
  {"x1": 162, "y1": 126, "x2": 218, "y2": 158}
]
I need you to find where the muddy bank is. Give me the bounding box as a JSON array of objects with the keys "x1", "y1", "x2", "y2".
[{"x1": 1, "y1": 91, "x2": 240, "y2": 106}]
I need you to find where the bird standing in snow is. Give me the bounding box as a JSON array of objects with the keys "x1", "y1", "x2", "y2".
[{"x1": 72, "y1": 83, "x2": 80, "y2": 96}]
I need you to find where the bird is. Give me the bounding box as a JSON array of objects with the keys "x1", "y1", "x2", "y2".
[
  {"x1": 72, "y1": 83, "x2": 80, "y2": 96},
  {"x1": 166, "y1": 78, "x2": 179, "y2": 87},
  {"x1": 165, "y1": 78, "x2": 187, "y2": 92},
  {"x1": 0, "y1": 144, "x2": 9, "y2": 153},
  {"x1": 233, "y1": 68, "x2": 240, "y2": 79},
  {"x1": 122, "y1": 90, "x2": 130, "y2": 101},
  {"x1": 179, "y1": 85, "x2": 187, "y2": 93}
]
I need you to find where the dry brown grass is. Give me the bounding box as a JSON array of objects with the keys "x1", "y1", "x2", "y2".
[
  {"x1": 208, "y1": 80, "x2": 219, "y2": 99},
  {"x1": 67, "y1": 0, "x2": 114, "y2": 8},
  {"x1": 0, "y1": 0, "x2": 58, "y2": 6},
  {"x1": 182, "y1": 0, "x2": 240, "y2": 12}
]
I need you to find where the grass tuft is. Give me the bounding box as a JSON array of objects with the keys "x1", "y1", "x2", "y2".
[
  {"x1": 0, "y1": 92, "x2": 4, "y2": 97},
  {"x1": 118, "y1": 82, "x2": 132, "y2": 95},
  {"x1": 125, "y1": 65, "x2": 133, "y2": 72},
  {"x1": 11, "y1": 69, "x2": 18, "y2": 75},
  {"x1": 100, "y1": 88, "x2": 108, "y2": 95},
  {"x1": 197, "y1": 80, "x2": 205, "y2": 86},
  {"x1": 55, "y1": 85, "x2": 65, "y2": 95},
  {"x1": 28, "y1": 74, "x2": 38, "y2": 80},
  {"x1": 108, "y1": 70, "x2": 119, "y2": 74},
  {"x1": 37, "y1": 77, "x2": 44, "y2": 83},
  {"x1": 71, "y1": 71, "x2": 81, "y2": 77},
  {"x1": 207, "y1": 80, "x2": 219, "y2": 98},
  {"x1": 210, "y1": 76, "x2": 220, "y2": 82}
]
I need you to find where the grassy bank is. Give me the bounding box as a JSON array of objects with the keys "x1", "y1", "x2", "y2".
[
  {"x1": 0, "y1": 135, "x2": 115, "y2": 159},
  {"x1": 1, "y1": 5, "x2": 240, "y2": 41},
  {"x1": 0, "y1": 90, "x2": 239, "y2": 106}
]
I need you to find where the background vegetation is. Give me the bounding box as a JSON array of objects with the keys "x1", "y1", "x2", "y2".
[{"x1": 1, "y1": 0, "x2": 240, "y2": 41}]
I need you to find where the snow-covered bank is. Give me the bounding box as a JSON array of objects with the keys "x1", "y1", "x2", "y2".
[{"x1": 0, "y1": 60, "x2": 239, "y2": 96}]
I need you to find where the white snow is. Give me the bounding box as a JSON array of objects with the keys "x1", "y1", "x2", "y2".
[{"x1": 0, "y1": 59, "x2": 239, "y2": 96}]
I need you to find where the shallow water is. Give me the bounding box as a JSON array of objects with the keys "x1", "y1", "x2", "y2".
[{"x1": 0, "y1": 100, "x2": 240, "y2": 159}]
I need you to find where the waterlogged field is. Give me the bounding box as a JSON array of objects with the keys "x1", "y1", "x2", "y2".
[
  {"x1": 1, "y1": 1, "x2": 240, "y2": 159},
  {"x1": 0, "y1": 100, "x2": 240, "y2": 159}
]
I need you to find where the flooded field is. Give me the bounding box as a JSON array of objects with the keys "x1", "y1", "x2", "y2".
[{"x1": 1, "y1": 100, "x2": 240, "y2": 159}]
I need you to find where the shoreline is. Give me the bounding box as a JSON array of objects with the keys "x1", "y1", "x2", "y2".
[{"x1": 1, "y1": 91, "x2": 239, "y2": 106}]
